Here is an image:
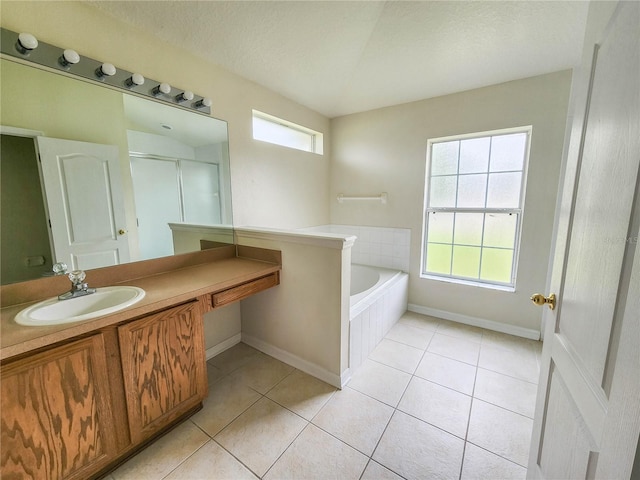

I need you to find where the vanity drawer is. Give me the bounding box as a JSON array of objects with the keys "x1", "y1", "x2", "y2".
[{"x1": 210, "y1": 272, "x2": 280, "y2": 309}]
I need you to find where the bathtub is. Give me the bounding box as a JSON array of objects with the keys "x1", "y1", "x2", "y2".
[{"x1": 349, "y1": 264, "x2": 408, "y2": 374}]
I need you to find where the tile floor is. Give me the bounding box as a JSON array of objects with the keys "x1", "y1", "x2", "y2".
[{"x1": 106, "y1": 311, "x2": 542, "y2": 480}]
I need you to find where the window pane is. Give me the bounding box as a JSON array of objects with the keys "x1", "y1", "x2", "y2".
[
  {"x1": 490, "y1": 133, "x2": 527, "y2": 172},
  {"x1": 431, "y1": 141, "x2": 459, "y2": 176},
  {"x1": 430, "y1": 176, "x2": 457, "y2": 207},
  {"x1": 484, "y1": 213, "x2": 517, "y2": 248},
  {"x1": 428, "y1": 212, "x2": 454, "y2": 243},
  {"x1": 452, "y1": 246, "x2": 481, "y2": 279},
  {"x1": 457, "y1": 174, "x2": 487, "y2": 207},
  {"x1": 486, "y1": 172, "x2": 522, "y2": 208},
  {"x1": 459, "y1": 137, "x2": 490, "y2": 173},
  {"x1": 454, "y1": 212, "x2": 483, "y2": 246},
  {"x1": 253, "y1": 116, "x2": 313, "y2": 152},
  {"x1": 480, "y1": 248, "x2": 514, "y2": 283},
  {"x1": 426, "y1": 243, "x2": 452, "y2": 274}
]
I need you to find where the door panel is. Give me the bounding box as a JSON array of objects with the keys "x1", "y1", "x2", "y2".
[
  {"x1": 1, "y1": 334, "x2": 116, "y2": 480},
  {"x1": 529, "y1": 2, "x2": 640, "y2": 478},
  {"x1": 130, "y1": 156, "x2": 181, "y2": 260},
  {"x1": 37, "y1": 137, "x2": 130, "y2": 269},
  {"x1": 118, "y1": 301, "x2": 207, "y2": 444}
]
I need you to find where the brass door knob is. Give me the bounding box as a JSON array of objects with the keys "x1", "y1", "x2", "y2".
[
  {"x1": 118, "y1": 229, "x2": 127, "y2": 235},
  {"x1": 531, "y1": 293, "x2": 556, "y2": 310}
]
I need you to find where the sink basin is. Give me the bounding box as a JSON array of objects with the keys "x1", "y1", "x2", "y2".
[{"x1": 15, "y1": 286, "x2": 145, "y2": 326}]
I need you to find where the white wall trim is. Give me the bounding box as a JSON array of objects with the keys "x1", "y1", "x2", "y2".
[
  {"x1": 205, "y1": 333, "x2": 242, "y2": 360},
  {"x1": 235, "y1": 226, "x2": 356, "y2": 250},
  {"x1": 0, "y1": 125, "x2": 44, "y2": 138},
  {"x1": 408, "y1": 303, "x2": 541, "y2": 340},
  {"x1": 169, "y1": 222, "x2": 234, "y2": 236},
  {"x1": 241, "y1": 333, "x2": 345, "y2": 388}
]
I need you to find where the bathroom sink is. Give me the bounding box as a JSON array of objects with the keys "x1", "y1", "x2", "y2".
[{"x1": 15, "y1": 286, "x2": 146, "y2": 327}]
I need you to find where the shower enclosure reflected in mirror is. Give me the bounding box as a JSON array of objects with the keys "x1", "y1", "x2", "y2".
[{"x1": 0, "y1": 58, "x2": 233, "y2": 285}]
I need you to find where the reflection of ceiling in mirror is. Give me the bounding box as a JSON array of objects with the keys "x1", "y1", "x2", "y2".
[{"x1": 123, "y1": 95, "x2": 228, "y2": 147}]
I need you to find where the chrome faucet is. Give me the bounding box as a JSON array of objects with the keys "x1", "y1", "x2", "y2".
[{"x1": 58, "y1": 269, "x2": 96, "y2": 300}]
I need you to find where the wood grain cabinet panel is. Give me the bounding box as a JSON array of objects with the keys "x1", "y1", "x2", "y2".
[
  {"x1": 0, "y1": 334, "x2": 117, "y2": 480},
  {"x1": 210, "y1": 272, "x2": 280, "y2": 309},
  {"x1": 118, "y1": 301, "x2": 207, "y2": 444}
]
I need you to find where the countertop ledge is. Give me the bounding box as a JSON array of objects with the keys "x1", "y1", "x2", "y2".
[{"x1": 1, "y1": 248, "x2": 281, "y2": 362}]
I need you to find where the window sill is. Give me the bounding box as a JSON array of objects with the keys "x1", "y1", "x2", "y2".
[{"x1": 420, "y1": 274, "x2": 516, "y2": 292}]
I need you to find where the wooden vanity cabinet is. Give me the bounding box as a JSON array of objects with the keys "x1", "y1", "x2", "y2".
[
  {"x1": 117, "y1": 299, "x2": 207, "y2": 444},
  {"x1": 0, "y1": 334, "x2": 118, "y2": 480}
]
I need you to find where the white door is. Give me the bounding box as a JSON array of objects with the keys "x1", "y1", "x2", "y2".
[
  {"x1": 528, "y1": 3, "x2": 639, "y2": 479},
  {"x1": 182, "y1": 160, "x2": 222, "y2": 225},
  {"x1": 37, "y1": 137, "x2": 130, "y2": 270},
  {"x1": 130, "y1": 156, "x2": 181, "y2": 260}
]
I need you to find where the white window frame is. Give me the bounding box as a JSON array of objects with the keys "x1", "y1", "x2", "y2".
[
  {"x1": 420, "y1": 126, "x2": 532, "y2": 291},
  {"x1": 252, "y1": 109, "x2": 323, "y2": 155}
]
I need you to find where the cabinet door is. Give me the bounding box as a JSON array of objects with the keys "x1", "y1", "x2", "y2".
[
  {"x1": 118, "y1": 301, "x2": 207, "y2": 443},
  {"x1": 1, "y1": 334, "x2": 116, "y2": 480}
]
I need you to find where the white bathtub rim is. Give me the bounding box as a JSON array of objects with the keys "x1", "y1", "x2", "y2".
[{"x1": 350, "y1": 265, "x2": 407, "y2": 318}]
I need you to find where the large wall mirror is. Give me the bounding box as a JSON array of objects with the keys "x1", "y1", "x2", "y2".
[{"x1": 0, "y1": 58, "x2": 233, "y2": 285}]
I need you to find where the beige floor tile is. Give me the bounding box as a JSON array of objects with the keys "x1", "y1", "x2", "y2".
[
  {"x1": 474, "y1": 368, "x2": 538, "y2": 418},
  {"x1": 215, "y1": 397, "x2": 307, "y2": 477},
  {"x1": 361, "y1": 460, "x2": 404, "y2": 480},
  {"x1": 206, "y1": 362, "x2": 226, "y2": 385},
  {"x1": 191, "y1": 373, "x2": 262, "y2": 437},
  {"x1": 398, "y1": 376, "x2": 472, "y2": 438},
  {"x1": 111, "y1": 421, "x2": 209, "y2": 480},
  {"x1": 481, "y1": 330, "x2": 542, "y2": 356},
  {"x1": 467, "y1": 399, "x2": 533, "y2": 467},
  {"x1": 414, "y1": 351, "x2": 477, "y2": 395},
  {"x1": 264, "y1": 424, "x2": 368, "y2": 480},
  {"x1": 478, "y1": 343, "x2": 539, "y2": 383},
  {"x1": 164, "y1": 440, "x2": 258, "y2": 479},
  {"x1": 347, "y1": 359, "x2": 411, "y2": 407},
  {"x1": 208, "y1": 342, "x2": 262, "y2": 374},
  {"x1": 436, "y1": 320, "x2": 484, "y2": 343},
  {"x1": 397, "y1": 311, "x2": 440, "y2": 331},
  {"x1": 368, "y1": 338, "x2": 424, "y2": 373},
  {"x1": 384, "y1": 322, "x2": 434, "y2": 349},
  {"x1": 461, "y1": 443, "x2": 527, "y2": 480},
  {"x1": 312, "y1": 387, "x2": 394, "y2": 456},
  {"x1": 428, "y1": 333, "x2": 481, "y2": 365},
  {"x1": 228, "y1": 354, "x2": 295, "y2": 394},
  {"x1": 373, "y1": 411, "x2": 465, "y2": 480},
  {"x1": 266, "y1": 369, "x2": 336, "y2": 420}
]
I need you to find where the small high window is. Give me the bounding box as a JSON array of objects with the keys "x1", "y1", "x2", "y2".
[
  {"x1": 421, "y1": 127, "x2": 531, "y2": 290},
  {"x1": 252, "y1": 110, "x2": 323, "y2": 154}
]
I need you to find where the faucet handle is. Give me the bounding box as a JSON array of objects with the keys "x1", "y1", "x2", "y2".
[
  {"x1": 68, "y1": 270, "x2": 86, "y2": 286},
  {"x1": 52, "y1": 262, "x2": 68, "y2": 275}
]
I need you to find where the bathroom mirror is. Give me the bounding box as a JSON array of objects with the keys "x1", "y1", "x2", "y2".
[{"x1": 0, "y1": 58, "x2": 233, "y2": 285}]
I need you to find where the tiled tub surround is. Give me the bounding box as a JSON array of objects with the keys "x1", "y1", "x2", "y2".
[
  {"x1": 349, "y1": 265, "x2": 408, "y2": 373},
  {"x1": 107, "y1": 311, "x2": 541, "y2": 480},
  {"x1": 301, "y1": 225, "x2": 411, "y2": 272}
]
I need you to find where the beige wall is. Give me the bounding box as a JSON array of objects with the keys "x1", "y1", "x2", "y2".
[
  {"x1": 330, "y1": 71, "x2": 573, "y2": 334},
  {"x1": 0, "y1": 1, "x2": 331, "y2": 229}
]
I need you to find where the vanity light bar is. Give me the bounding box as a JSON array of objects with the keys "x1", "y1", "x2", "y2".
[{"x1": 0, "y1": 28, "x2": 212, "y2": 115}]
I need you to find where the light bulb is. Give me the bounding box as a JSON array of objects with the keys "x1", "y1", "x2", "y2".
[
  {"x1": 16, "y1": 33, "x2": 38, "y2": 53},
  {"x1": 153, "y1": 83, "x2": 172, "y2": 96},
  {"x1": 126, "y1": 73, "x2": 145, "y2": 87},
  {"x1": 59, "y1": 49, "x2": 80, "y2": 67},
  {"x1": 176, "y1": 91, "x2": 194, "y2": 102},
  {"x1": 96, "y1": 63, "x2": 116, "y2": 77},
  {"x1": 194, "y1": 97, "x2": 212, "y2": 108}
]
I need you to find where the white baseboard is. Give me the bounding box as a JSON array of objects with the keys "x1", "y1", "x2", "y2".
[
  {"x1": 205, "y1": 333, "x2": 242, "y2": 360},
  {"x1": 408, "y1": 304, "x2": 540, "y2": 340},
  {"x1": 241, "y1": 333, "x2": 345, "y2": 388}
]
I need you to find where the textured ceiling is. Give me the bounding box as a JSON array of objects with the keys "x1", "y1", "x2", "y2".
[{"x1": 89, "y1": 1, "x2": 589, "y2": 118}]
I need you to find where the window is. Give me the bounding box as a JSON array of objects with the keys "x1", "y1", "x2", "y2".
[
  {"x1": 252, "y1": 110, "x2": 323, "y2": 154},
  {"x1": 421, "y1": 127, "x2": 531, "y2": 289}
]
